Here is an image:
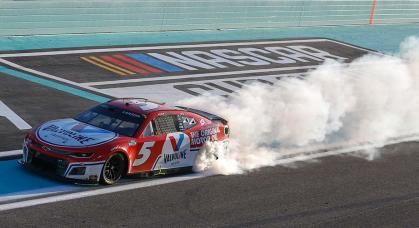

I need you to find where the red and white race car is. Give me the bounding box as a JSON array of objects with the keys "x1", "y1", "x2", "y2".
[{"x1": 21, "y1": 98, "x2": 229, "y2": 184}]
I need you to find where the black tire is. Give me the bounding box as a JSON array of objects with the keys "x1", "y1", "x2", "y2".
[{"x1": 100, "y1": 153, "x2": 126, "y2": 185}]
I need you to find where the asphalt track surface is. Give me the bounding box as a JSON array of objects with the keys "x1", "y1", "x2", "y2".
[
  {"x1": 1, "y1": 39, "x2": 419, "y2": 227},
  {"x1": 2, "y1": 143, "x2": 419, "y2": 227}
]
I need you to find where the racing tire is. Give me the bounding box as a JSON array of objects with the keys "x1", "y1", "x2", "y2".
[{"x1": 100, "y1": 153, "x2": 126, "y2": 185}]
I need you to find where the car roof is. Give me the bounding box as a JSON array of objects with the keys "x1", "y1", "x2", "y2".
[
  {"x1": 105, "y1": 98, "x2": 228, "y2": 124},
  {"x1": 106, "y1": 98, "x2": 178, "y2": 115}
]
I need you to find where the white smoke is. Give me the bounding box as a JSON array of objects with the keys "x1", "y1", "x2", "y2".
[{"x1": 178, "y1": 36, "x2": 419, "y2": 175}]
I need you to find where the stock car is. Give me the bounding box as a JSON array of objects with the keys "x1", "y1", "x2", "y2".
[{"x1": 20, "y1": 98, "x2": 229, "y2": 185}]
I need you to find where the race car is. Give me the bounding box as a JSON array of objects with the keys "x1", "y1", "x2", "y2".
[{"x1": 20, "y1": 98, "x2": 229, "y2": 185}]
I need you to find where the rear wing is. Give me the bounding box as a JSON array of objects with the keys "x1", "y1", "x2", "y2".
[{"x1": 176, "y1": 106, "x2": 228, "y2": 125}]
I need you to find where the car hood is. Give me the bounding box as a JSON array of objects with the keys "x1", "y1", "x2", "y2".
[{"x1": 35, "y1": 118, "x2": 118, "y2": 148}]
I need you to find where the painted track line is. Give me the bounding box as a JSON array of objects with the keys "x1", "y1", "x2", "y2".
[
  {"x1": 83, "y1": 66, "x2": 315, "y2": 86},
  {"x1": 0, "y1": 173, "x2": 207, "y2": 212},
  {"x1": 276, "y1": 134, "x2": 419, "y2": 164},
  {"x1": 0, "y1": 39, "x2": 372, "y2": 58},
  {"x1": 0, "y1": 101, "x2": 31, "y2": 130},
  {"x1": 0, "y1": 60, "x2": 110, "y2": 102},
  {"x1": 1, "y1": 133, "x2": 418, "y2": 212},
  {"x1": 0, "y1": 185, "x2": 80, "y2": 203},
  {"x1": 0, "y1": 150, "x2": 22, "y2": 158},
  {"x1": 84, "y1": 60, "x2": 391, "y2": 87}
]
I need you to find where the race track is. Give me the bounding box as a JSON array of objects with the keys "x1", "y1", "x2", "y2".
[
  {"x1": 1, "y1": 37, "x2": 419, "y2": 227},
  {"x1": 1, "y1": 143, "x2": 419, "y2": 227}
]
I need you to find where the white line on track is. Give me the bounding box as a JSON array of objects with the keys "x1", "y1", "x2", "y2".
[
  {"x1": 0, "y1": 192, "x2": 58, "y2": 203},
  {"x1": 0, "y1": 101, "x2": 31, "y2": 130},
  {"x1": 276, "y1": 134, "x2": 419, "y2": 164},
  {"x1": 0, "y1": 150, "x2": 22, "y2": 158},
  {"x1": 0, "y1": 186, "x2": 79, "y2": 203},
  {"x1": 0, "y1": 58, "x2": 105, "y2": 95},
  {"x1": 0, "y1": 173, "x2": 208, "y2": 212},
  {"x1": 83, "y1": 62, "x2": 385, "y2": 87},
  {"x1": 83, "y1": 67, "x2": 315, "y2": 86},
  {"x1": 0, "y1": 39, "x2": 374, "y2": 58},
  {"x1": 0, "y1": 134, "x2": 418, "y2": 212}
]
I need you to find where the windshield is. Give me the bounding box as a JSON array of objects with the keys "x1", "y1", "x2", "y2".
[{"x1": 75, "y1": 104, "x2": 145, "y2": 137}]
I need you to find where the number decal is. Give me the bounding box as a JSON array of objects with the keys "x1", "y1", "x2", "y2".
[{"x1": 133, "y1": 141, "x2": 155, "y2": 166}]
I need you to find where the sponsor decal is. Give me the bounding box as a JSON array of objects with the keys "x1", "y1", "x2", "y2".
[
  {"x1": 165, "y1": 134, "x2": 186, "y2": 163},
  {"x1": 164, "y1": 151, "x2": 186, "y2": 163},
  {"x1": 169, "y1": 134, "x2": 184, "y2": 151},
  {"x1": 200, "y1": 119, "x2": 205, "y2": 126},
  {"x1": 128, "y1": 140, "x2": 137, "y2": 146},
  {"x1": 122, "y1": 110, "x2": 143, "y2": 118},
  {"x1": 178, "y1": 115, "x2": 197, "y2": 130},
  {"x1": 41, "y1": 124, "x2": 95, "y2": 144},
  {"x1": 36, "y1": 119, "x2": 118, "y2": 148},
  {"x1": 128, "y1": 99, "x2": 159, "y2": 111},
  {"x1": 162, "y1": 133, "x2": 190, "y2": 165},
  {"x1": 111, "y1": 145, "x2": 125, "y2": 152},
  {"x1": 190, "y1": 127, "x2": 220, "y2": 146}
]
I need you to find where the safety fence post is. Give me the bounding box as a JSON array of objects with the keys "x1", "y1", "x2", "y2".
[{"x1": 369, "y1": 0, "x2": 377, "y2": 25}]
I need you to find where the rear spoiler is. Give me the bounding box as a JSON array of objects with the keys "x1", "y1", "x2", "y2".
[{"x1": 176, "y1": 106, "x2": 228, "y2": 125}]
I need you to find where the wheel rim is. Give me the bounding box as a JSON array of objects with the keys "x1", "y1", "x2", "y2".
[{"x1": 104, "y1": 154, "x2": 124, "y2": 183}]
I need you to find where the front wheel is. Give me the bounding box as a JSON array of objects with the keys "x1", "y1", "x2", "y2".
[{"x1": 100, "y1": 153, "x2": 126, "y2": 185}]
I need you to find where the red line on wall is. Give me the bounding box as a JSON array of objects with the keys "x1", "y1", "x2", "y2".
[
  {"x1": 369, "y1": 0, "x2": 377, "y2": 25},
  {"x1": 100, "y1": 55, "x2": 149, "y2": 74},
  {"x1": 114, "y1": 54, "x2": 163, "y2": 73}
]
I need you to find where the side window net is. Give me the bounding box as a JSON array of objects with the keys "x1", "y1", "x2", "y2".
[{"x1": 153, "y1": 115, "x2": 179, "y2": 135}]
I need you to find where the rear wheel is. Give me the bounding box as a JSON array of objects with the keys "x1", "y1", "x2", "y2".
[{"x1": 100, "y1": 153, "x2": 126, "y2": 185}]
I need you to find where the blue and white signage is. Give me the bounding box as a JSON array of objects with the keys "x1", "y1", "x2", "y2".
[{"x1": 36, "y1": 118, "x2": 117, "y2": 148}]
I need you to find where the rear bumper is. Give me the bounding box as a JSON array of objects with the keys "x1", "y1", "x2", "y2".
[{"x1": 21, "y1": 143, "x2": 104, "y2": 183}]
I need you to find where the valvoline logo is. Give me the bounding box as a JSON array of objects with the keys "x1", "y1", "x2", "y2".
[
  {"x1": 169, "y1": 134, "x2": 184, "y2": 151},
  {"x1": 163, "y1": 133, "x2": 190, "y2": 164}
]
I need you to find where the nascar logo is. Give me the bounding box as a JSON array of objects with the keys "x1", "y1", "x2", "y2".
[
  {"x1": 81, "y1": 44, "x2": 347, "y2": 76},
  {"x1": 1, "y1": 39, "x2": 370, "y2": 104}
]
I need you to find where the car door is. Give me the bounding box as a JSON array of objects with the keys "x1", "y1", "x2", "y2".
[
  {"x1": 129, "y1": 119, "x2": 165, "y2": 173},
  {"x1": 152, "y1": 113, "x2": 192, "y2": 170},
  {"x1": 132, "y1": 112, "x2": 192, "y2": 173}
]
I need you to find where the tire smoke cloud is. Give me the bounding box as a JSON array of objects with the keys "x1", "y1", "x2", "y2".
[{"x1": 179, "y1": 37, "x2": 419, "y2": 174}]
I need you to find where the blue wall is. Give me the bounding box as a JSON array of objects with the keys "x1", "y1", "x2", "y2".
[{"x1": 1, "y1": 0, "x2": 419, "y2": 36}]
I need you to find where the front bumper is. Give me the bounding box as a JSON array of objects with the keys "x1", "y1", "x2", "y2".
[{"x1": 21, "y1": 143, "x2": 104, "y2": 183}]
